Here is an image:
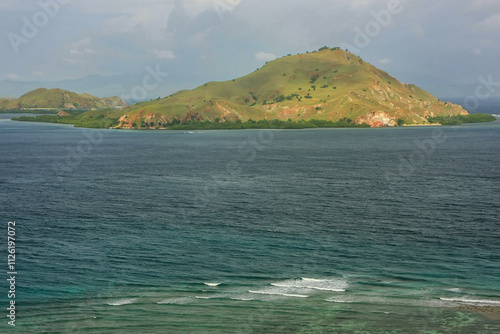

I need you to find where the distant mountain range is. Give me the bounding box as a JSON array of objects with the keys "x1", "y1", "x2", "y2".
[
  {"x1": 0, "y1": 73, "x2": 196, "y2": 105},
  {"x1": 0, "y1": 75, "x2": 127, "y2": 99},
  {"x1": 0, "y1": 88, "x2": 126, "y2": 110}
]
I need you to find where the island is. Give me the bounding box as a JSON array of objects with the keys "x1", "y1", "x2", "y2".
[
  {"x1": 1, "y1": 88, "x2": 126, "y2": 112},
  {"x1": 11, "y1": 48, "x2": 496, "y2": 129}
]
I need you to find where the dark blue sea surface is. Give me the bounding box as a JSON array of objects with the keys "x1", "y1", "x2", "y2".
[{"x1": 1, "y1": 114, "x2": 499, "y2": 333}]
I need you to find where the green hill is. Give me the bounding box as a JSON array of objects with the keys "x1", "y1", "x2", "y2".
[
  {"x1": 10, "y1": 48, "x2": 470, "y2": 129},
  {"x1": 0, "y1": 88, "x2": 126, "y2": 110},
  {"x1": 108, "y1": 48, "x2": 466, "y2": 128}
]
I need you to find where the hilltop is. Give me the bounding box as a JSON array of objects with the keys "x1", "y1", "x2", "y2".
[
  {"x1": 0, "y1": 88, "x2": 126, "y2": 110},
  {"x1": 108, "y1": 48, "x2": 466, "y2": 128}
]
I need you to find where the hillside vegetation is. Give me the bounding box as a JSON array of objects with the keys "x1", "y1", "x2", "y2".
[
  {"x1": 428, "y1": 114, "x2": 496, "y2": 125},
  {"x1": 105, "y1": 48, "x2": 467, "y2": 129}
]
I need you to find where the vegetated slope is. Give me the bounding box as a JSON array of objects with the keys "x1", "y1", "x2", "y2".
[
  {"x1": 0, "y1": 88, "x2": 127, "y2": 110},
  {"x1": 88, "y1": 48, "x2": 469, "y2": 128}
]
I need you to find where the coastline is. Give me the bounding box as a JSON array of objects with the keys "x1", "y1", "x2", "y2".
[
  {"x1": 9, "y1": 113, "x2": 498, "y2": 130},
  {"x1": 402, "y1": 123, "x2": 441, "y2": 127}
]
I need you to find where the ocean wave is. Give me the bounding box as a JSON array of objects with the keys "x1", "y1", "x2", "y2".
[
  {"x1": 444, "y1": 288, "x2": 462, "y2": 293},
  {"x1": 249, "y1": 290, "x2": 309, "y2": 298},
  {"x1": 324, "y1": 296, "x2": 393, "y2": 305},
  {"x1": 204, "y1": 282, "x2": 222, "y2": 287},
  {"x1": 325, "y1": 297, "x2": 354, "y2": 303},
  {"x1": 271, "y1": 277, "x2": 348, "y2": 292},
  {"x1": 243, "y1": 277, "x2": 348, "y2": 299},
  {"x1": 195, "y1": 293, "x2": 227, "y2": 300},
  {"x1": 440, "y1": 298, "x2": 500, "y2": 306},
  {"x1": 325, "y1": 295, "x2": 447, "y2": 308},
  {"x1": 301, "y1": 277, "x2": 325, "y2": 282},
  {"x1": 230, "y1": 297, "x2": 255, "y2": 301},
  {"x1": 157, "y1": 297, "x2": 194, "y2": 305},
  {"x1": 107, "y1": 298, "x2": 137, "y2": 306}
]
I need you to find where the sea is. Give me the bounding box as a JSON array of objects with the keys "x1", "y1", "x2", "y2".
[{"x1": 0, "y1": 113, "x2": 499, "y2": 333}]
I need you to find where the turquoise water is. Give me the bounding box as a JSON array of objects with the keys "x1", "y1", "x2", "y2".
[{"x1": 1, "y1": 114, "x2": 499, "y2": 333}]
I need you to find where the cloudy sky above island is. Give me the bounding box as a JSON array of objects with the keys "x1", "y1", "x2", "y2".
[{"x1": 1, "y1": 0, "x2": 499, "y2": 98}]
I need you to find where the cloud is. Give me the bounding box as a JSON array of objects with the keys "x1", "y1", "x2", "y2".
[
  {"x1": 255, "y1": 52, "x2": 277, "y2": 62},
  {"x1": 463, "y1": 0, "x2": 500, "y2": 13},
  {"x1": 0, "y1": 1, "x2": 39, "y2": 11},
  {"x1": 101, "y1": 15, "x2": 137, "y2": 34},
  {"x1": 32, "y1": 70, "x2": 45, "y2": 77},
  {"x1": 101, "y1": 10, "x2": 172, "y2": 41},
  {"x1": 185, "y1": 29, "x2": 214, "y2": 46},
  {"x1": 475, "y1": 14, "x2": 500, "y2": 32},
  {"x1": 62, "y1": 58, "x2": 79, "y2": 65},
  {"x1": 349, "y1": 0, "x2": 376, "y2": 10},
  {"x1": 411, "y1": 22, "x2": 425, "y2": 38},
  {"x1": 72, "y1": 0, "x2": 175, "y2": 14},
  {"x1": 151, "y1": 49, "x2": 176, "y2": 59},
  {"x1": 379, "y1": 58, "x2": 392, "y2": 64},
  {"x1": 69, "y1": 38, "x2": 97, "y2": 55},
  {"x1": 6, "y1": 73, "x2": 22, "y2": 80},
  {"x1": 97, "y1": 2, "x2": 176, "y2": 41},
  {"x1": 209, "y1": 0, "x2": 243, "y2": 19},
  {"x1": 186, "y1": 0, "x2": 242, "y2": 18},
  {"x1": 61, "y1": 38, "x2": 98, "y2": 67}
]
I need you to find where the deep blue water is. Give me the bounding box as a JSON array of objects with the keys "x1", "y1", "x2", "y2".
[{"x1": 1, "y1": 114, "x2": 500, "y2": 333}]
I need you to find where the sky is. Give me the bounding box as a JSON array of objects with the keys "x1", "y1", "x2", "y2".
[{"x1": 1, "y1": 0, "x2": 499, "y2": 100}]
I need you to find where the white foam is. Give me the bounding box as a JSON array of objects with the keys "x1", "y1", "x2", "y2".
[
  {"x1": 445, "y1": 288, "x2": 462, "y2": 293},
  {"x1": 230, "y1": 297, "x2": 255, "y2": 301},
  {"x1": 249, "y1": 290, "x2": 309, "y2": 298},
  {"x1": 271, "y1": 278, "x2": 348, "y2": 292},
  {"x1": 440, "y1": 298, "x2": 500, "y2": 306},
  {"x1": 283, "y1": 294, "x2": 309, "y2": 298},
  {"x1": 325, "y1": 295, "x2": 447, "y2": 308},
  {"x1": 107, "y1": 298, "x2": 137, "y2": 306},
  {"x1": 204, "y1": 282, "x2": 221, "y2": 287},
  {"x1": 301, "y1": 277, "x2": 325, "y2": 282},
  {"x1": 325, "y1": 298, "x2": 354, "y2": 303},
  {"x1": 195, "y1": 293, "x2": 225, "y2": 300},
  {"x1": 157, "y1": 297, "x2": 193, "y2": 305}
]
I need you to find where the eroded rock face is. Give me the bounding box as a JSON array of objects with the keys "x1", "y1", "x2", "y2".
[
  {"x1": 356, "y1": 111, "x2": 397, "y2": 127},
  {"x1": 57, "y1": 110, "x2": 71, "y2": 117}
]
